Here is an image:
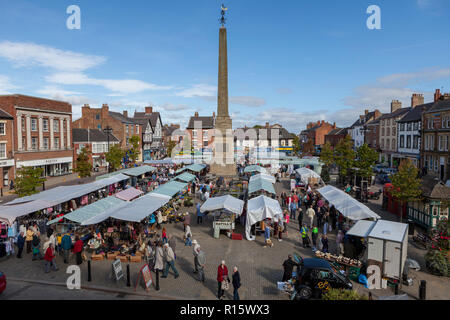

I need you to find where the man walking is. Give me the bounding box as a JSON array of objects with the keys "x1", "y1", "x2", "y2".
[
  {"x1": 306, "y1": 205, "x2": 315, "y2": 229},
  {"x1": 197, "y1": 248, "x2": 206, "y2": 283},
  {"x1": 300, "y1": 224, "x2": 309, "y2": 248},
  {"x1": 154, "y1": 241, "x2": 164, "y2": 290},
  {"x1": 232, "y1": 266, "x2": 241, "y2": 300},
  {"x1": 282, "y1": 255, "x2": 297, "y2": 282},
  {"x1": 61, "y1": 233, "x2": 72, "y2": 264},
  {"x1": 196, "y1": 202, "x2": 203, "y2": 224},
  {"x1": 16, "y1": 231, "x2": 25, "y2": 259},
  {"x1": 162, "y1": 243, "x2": 179, "y2": 279},
  {"x1": 192, "y1": 240, "x2": 200, "y2": 273}
]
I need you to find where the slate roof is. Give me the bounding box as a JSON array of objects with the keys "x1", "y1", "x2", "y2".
[
  {"x1": 187, "y1": 116, "x2": 215, "y2": 129},
  {"x1": 109, "y1": 111, "x2": 135, "y2": 124},
  {"x1": 73, "y1": 128, "x2": 119, "y2": 143},
  {"x1": 234, "y1": 127, "x2": 295, "y2": 140},
  {"x1": 397, "y1": 103, "x2": 433, "y2": 123},
  {"x1": 423, "y1": 98, "x2": 450, "y2": 114},
  {"x1": 326, "y1": 128, "x2": 348, "y2": 136},
  {"x1": 134, "y1": 112, "x2": 161, "y2": 128},
  {"x1": 378, "y1": 107, "x2": 412, "y2": 120},
  {"x1": 421, "y1": 175, "x2": 450, "y2": 199},
  {"x1": 350, "y1": 111, "x2": 379, "y2": 128},
  {"x1": 0, "y1": 108, "x2": 13, "y2": 119}
]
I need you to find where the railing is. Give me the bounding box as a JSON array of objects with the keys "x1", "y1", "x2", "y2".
[{"x1": 407, "y1": 206, "x2": 431, "y2": 229}]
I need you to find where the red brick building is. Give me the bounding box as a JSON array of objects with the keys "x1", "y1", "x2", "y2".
[
  {"x1": 324, "y1": 128, "x2": 349, "y2": 148},
  {"x1": 0, "y1": 109, "x2": 14, "y2": 187},
  {"x1": 73, "y1": 104, "x2": 143, "y2": 161},
  {"x1": 0, "y1": 94, "x2": 73, "y2": 179},
  {"x1": 300, "y1": 120, "x2": 336, "y2": 147}
]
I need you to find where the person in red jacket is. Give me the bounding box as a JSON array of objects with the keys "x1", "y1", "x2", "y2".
[
  {"x1": 217, "y1": 260, "x2": 230, "y2": 300},
  {"x1": 73, "y1": 236, "x2": 84, "y2": 265},
  {"x1": 44, "y1": 243, "x2": 58, "y2": 273}
]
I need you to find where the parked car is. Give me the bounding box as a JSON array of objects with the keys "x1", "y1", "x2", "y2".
[
  {"x1": 0, "y1": 271, "x2": 6, "y2": 295},
  {"x1": 293, "y1": 258, "x2": 353, "y2": 300}
]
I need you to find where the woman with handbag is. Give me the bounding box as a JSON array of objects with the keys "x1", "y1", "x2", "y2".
[{"x1": 217, "y1": 260, "x2": 229, "y2": 300}]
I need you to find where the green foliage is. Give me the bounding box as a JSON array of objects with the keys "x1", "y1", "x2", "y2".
[
  {"x1": 74, "y1": 146, "x2": 92, "y2": 178},
  {"x1": 292, "y1": 135, "x2": 301, "y2": 155},
  {"x1": 320, "y1": 142, "x2": 334, "y2": 167},
  {"x1": 425, "y1": 218, "x2": 450, "y2": 276},
  {"x1": 106, "y1": 143, "x2": 125, "y2": 171},
  {"x1": 167, "y1": 140, "x2": 177, "y2": 158},
  {"x1": 334, "y1": 135, "x2": 355, "y2": 182},
  {"x1": 14, "y1": 166, "x2": 46, "y2": 197},
  {"x1": 302, "y1": 139, "x2": 315, "y2": 155},
  {"x1": 322, "y1": 289, "x2": 368, "y2": 300},
  {"x1": 128, "y1": 135, "x2": 141, "y2": 163},
  {"x1": 355, "y1": 143, "x2": 378, "y2": 179},
  {"x1": 321, "y1": 165, "x2": 331, "y2": 183},
  {"x1": 389, "y1": 159, "x2": 422, "y2": 204}
]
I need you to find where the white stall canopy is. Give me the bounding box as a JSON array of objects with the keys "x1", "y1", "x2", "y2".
[
  {"x1": 295, "y1": 167, "x2": 321, "y2": 185},
  {"x1": 249, "y1": 173, "x2": 276, "y2": 184},
  {"x1": 245, "y1": 195, "x2": 283, "y2": 241},
  {"x1": 317, "y1": 185, "x2": 380, "y2": 221},
  {"x1": 200, "y1": 195, "x2": 244, "y2": 216}
]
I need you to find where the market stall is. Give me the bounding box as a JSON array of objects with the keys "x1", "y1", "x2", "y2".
[
  {"x1": 114, "y1": 187, "x2": 143, "y2": 201},
  {"x1": 249, "y1": 173, "x2": 276, "y2": 184},
  {"x1": 317, "y1": 185, "x2": 380, "y2": 221},
  {"x1": 172, "y1": 172, "x2": 196, "y2": 183},
  {"x1": 295, "y1": 167, "x2": 321, "y2": 186},
  {"x1": 347, "y1": 219, "x2": 409, "y2": 282},
  {"x1": 244, "y1": 165, "x2": 267, "y2": 174},
  {"x1": 248, "y1": 178, "x2": 276, "y2": 198},
  {"x1": 245, "y1": 195, "x2": 282, "y2": 241},
  {"x1": 200, "y1": 195, "x2": 244, "y2": 239}
]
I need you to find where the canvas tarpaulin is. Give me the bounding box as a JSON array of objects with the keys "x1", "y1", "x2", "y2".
[
  {"x1": 249, "y1": 173, "x2": 276, "y2": 184},
  {"x1": 151, "y1": 180, "x2": 188, "y2": 198},
  {"x1": 173, "y1": 172, "x2": 196, "y2": 183},
  {"x1": 114, "y1": 187, "x2": 143, "y2": 201},
  {"x1": 317, "y1": 185, "x2": 380, "y2": 220},
  {"x1": 57, "y1": 197, "x2": 125, "y2": 224},
  {"x1": 122, "y1": 165, "x2": 156, "y2": 177},
  {"x1": 200, "y1": 195, "x2": 244, "y2": 216},
  {"x1": 245, "y1": 195, "x2": 282, "y2": 241},
  {"x1": 0, "y1": 200, "x2": 54, "y2": 225},
  {"x1": 244, "y1": 165, "x2": 267, "y2": 174},
  {"x1": 248, "y1": 179, "x2": 276, "y2": 195},
  {"x1": 295, "y1": 167, "x2": 321, "y2": 185}
]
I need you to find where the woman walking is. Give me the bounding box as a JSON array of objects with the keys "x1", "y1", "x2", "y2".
[
  {"x1": 73, "y1": 236, "x2": 84, "y2": 265},
  {"x1": 154, "y1": 241, "x2": 164, "y2": 291},
  {"x1": 217, "y1": 260, "x2": 229, "y2": 300},
  {"x1": 44, "y1": 243, "x2": 58, "y2": 273}
]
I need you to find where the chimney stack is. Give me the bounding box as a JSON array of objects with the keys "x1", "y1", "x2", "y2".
[
  {"x1": 102, "y1": 103, "x2": 109, "y2": 111},
  {"x1": 411, "y1": 93, "x2": 424, "y2": 108},
  {"x1": 434, "y1": 89, "x2": 442, "y2": 102},
  {"x1": 321, "y1": 120, "x2": 325, "y2": 125},
  {"x1": 443, "y1": 93, "x2": 450, "y2": 100},
  {"x1": 265, "y1": 122, "x2": 270, "y2": 128},
  {"x1": 333, "y1": 122, "x2": 336, "y2": 129},
  {"x1": 365, "y1": 109, "x2": 369, "y2": 115},
  {"x1": 391, "y1": 100, "x2": 402, "y2": 113},
  {"x1": 145, "y1": 106, "x2": 153, "y2": 114},
  {"x1": 123, "y1": 110, "x2": 128, "y2": 118},
  {"x1": 194, "y1": 112, "x2": 199, "y2": 117}
]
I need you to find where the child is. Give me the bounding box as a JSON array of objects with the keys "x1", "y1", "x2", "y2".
[{"x1": 162, "y1": 228, "x2": 168, "y2": 244}]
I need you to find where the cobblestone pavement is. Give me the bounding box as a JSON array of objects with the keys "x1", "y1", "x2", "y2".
[{"x1": 0, "y1": 177, "x2": 449, "y2": 300}]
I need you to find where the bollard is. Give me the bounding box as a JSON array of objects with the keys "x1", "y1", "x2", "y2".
[
  {"x1": 419, "y1": 280, "x2": 426, "y2": 300},
  {"x1": 1, "y1": 187, "x2": 3, "y2": 197},
  {"x1": 88, "y1": 260, "x2": 92, "y2": 282},
  {"x1": 127, "y1": 264, "x2": 131, "y2": 287},
  {"x1": 394, "y1": 283, "x2": 399, "y2": 295}
]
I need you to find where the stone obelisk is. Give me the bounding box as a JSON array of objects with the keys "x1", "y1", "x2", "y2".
[{"x1": 211, "y1": 6, "x2": 236, "y2": 177}]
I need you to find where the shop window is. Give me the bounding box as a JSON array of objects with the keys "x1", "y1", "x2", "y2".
[{"x1": 0, "y1": 143, "x2": 6, "y2": 158}]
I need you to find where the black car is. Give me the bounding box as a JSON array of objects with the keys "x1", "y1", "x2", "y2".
[{"x1": 293, "y1": 258, "x2": 353, "y2": 300}]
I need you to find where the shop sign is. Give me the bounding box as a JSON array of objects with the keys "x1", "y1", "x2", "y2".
[
  {"x1": 135, "y1": 264, "x2": 153, "y2": 292},
  {"x1": 0, "y1": 159, "x2": 14, "y2": 167},
  {"x1": 112, "y1": 259, "x2": 123, "y2": 281},
  {"x1": 16, "y1": 157, "x2": 72, "y2": 168}
]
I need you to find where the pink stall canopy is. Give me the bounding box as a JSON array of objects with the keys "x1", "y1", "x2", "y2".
[{"x1": 114, "y1": 187, "x2": 143, "y2": 201}]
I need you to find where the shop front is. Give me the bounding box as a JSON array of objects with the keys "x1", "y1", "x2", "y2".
[
  {"x1": 0, "y1": 159, "x2": 14, "y2": 187},
  {"x1": 16, "y1": 157, "x2": 73, "y2": 177}
]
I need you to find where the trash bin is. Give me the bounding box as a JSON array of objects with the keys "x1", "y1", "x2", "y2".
[{"x1": 408, "y1": 220, "x2": 415, "y2": 236}]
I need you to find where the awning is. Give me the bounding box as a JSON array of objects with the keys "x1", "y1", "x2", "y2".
[
  {"x1": 346, "y1": 220, "x2": 377, "y2": 238},
  {"x1": 317, "y1": 185, "x2": 380, "y2": 220},
  {"x1": 246, "y1": 195, "x2": 282, "y2": 241},
  {"x1": 244, "y1": 165, "x2": 267, "y2": 174},
  {"x1": 115, "y1": 187, "x2": 143, "y2": 201},
  {"x1": 7, "y1": 173, "x2": 130, "y2": 206},
  {"x1": 200, "y1": 195, "x2": 244, "y2": 216},
  {"x1": 95, "y1": 168, "x2": 129, "y2": 180},
  {"x1": 0, "y1": 200, "x2": 54, "y2": 225},
  {"x1": 248, "y1": 179, "x2": 276, "y2": 195},
  {"x1": 173, "y1": 172, "x2": 196, "y2": 183},
  {"x1": 295, "y1": 167, "x2": 321, "y2": 184},
  {"x1": 249, "y1": 173, "x2": 276, "y2": 184},
  {"x1": 102, "y1": 193, "x2": 172, "y2": 223},
  {"x1": 179, "y1": 163, "x2": 207, "y2": 173},
  {"x1": 122, "y1": 165, "x2": 156, "y2": 177},
  {"x1": 58, "y1": 197, "x2": 125, "y2": 224},
  {"x1": 151, "y1": 180, "x2": 188, "y2": 198}
]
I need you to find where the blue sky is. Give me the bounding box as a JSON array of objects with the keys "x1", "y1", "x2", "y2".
[{"x1": 0, "y1": 0, "x2": 449, "y2": 132}]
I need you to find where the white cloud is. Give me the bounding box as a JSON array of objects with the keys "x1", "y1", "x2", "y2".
[
  {"x1": 0, "y1": 41, "x2": 106, "y2": 72},
  {"x1": 36, "y1": 85, "x2": 81, "y2": 97},
  {"x1": 46, "y1": 72, "x2": 173, "y2": 94},
  {"x1": 378, "y1": 67, "x2": 450, "y2": 87},
  {"x1": 176, "y1": 84, "x2": 216, "y2": 98},
  {"x1": 230, "y1": 96, "x2": 266, "y2": 107},
  {"x1": 161, "y1": 103, "x2": 191, "y2": 111},
  {"x1": 0, "y1": 75, "x2": 18, "y2": 94}
]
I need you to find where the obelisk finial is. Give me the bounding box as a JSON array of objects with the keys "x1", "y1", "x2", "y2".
[{"x1": 220, "y1": 4, "x2": 228, "y2": 26}]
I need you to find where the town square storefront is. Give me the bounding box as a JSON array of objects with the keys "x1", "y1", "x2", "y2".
[
  {"x1": 16, "y1": 157, "x2": 72, "y2": 177},
  {"x1": 0, "y1": 159, "x2": 14, "y2": 187}
]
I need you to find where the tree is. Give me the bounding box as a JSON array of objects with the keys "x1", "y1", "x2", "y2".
[
  {"x1": 14, "y1": 166, "x2": 46, "y2": 197},
  {"x1": 355, "y1": 144, "x2": 378, "y2": 180},
  {"x1": 128, "y1": 135, "x2": 141, "y2": 164},
  {"x1": 334, "y1": 135, "x2": 355, "y2": 184},
  {"x1": 292, "y1": 135, "x2": 300, "y2": 155},
  {"x1": 320, "y1": 142, "x2": 334, "y2": 167},
  {"x1": 105, "y1": 144, "x2": 125, "y2": 171},
  {"x1": 74, "y1": 146, "x2": 92, "y2": 178},
  {"x1": 166, "y1": 140, "x2": 177, "y2": 158},
  {"x1": 389, "y1": 159, "x2": 422, "y2": 222}
]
